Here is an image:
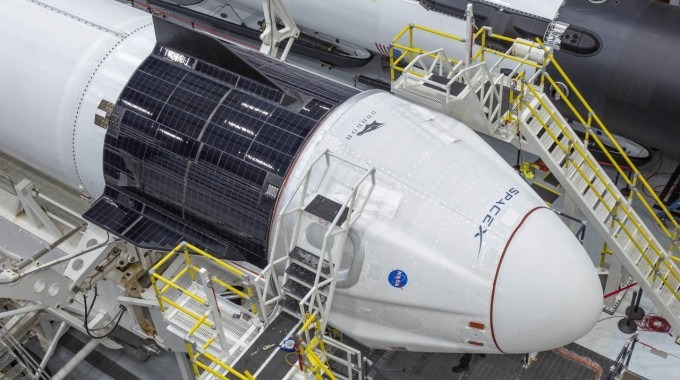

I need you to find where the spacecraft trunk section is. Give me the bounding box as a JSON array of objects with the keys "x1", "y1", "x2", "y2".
[{"x1": 84, "y1": 19, "x2": 358, "y2": 267}]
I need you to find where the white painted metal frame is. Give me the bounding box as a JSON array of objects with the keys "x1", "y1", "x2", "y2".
[
  {"x1": 257, "y1": 149, "x2": 375, "y2": 332},
  {"x1": 259, "y1": 0, "x2": 300, "y2": 61}
]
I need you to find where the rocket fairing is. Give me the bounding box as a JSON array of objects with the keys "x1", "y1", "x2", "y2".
[{"x1": 0, "y1": 0, "x2": 602, "y2": 354}]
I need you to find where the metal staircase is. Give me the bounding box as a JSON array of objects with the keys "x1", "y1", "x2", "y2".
[
  {"x1": 254, "y1": 149, "x2": 375, "y2": 379},
  {"x1": 258, "y1": 149, "x2": 375, "y2": 328},
  {"x1": 0, "y1": 328, "x2": 38, "y2": 380},
  {"x1": 391, "y1": 43, "x2": 510, "y2": 142},
  {"x1": 517, "y1": 89, "x2": 680, "y2": 332},
  {"x1": 388, "y1": 10, "x2": 680, "y2": 335}
]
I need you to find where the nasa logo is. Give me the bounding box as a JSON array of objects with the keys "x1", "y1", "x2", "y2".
[
  {"x1": 346, "y1": 111, "x2": 384, "y2": 140},
  {"x1": 474, "y1": 188, "x2": 520, "y2": 257},
  {"x1": 388, "y1": 269, "x2": 408, "y2": 289}
]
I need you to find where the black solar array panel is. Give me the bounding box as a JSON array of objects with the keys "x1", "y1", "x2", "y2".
[{"x1": 84, "y1": 42, "x2": 355, "y2": 266}]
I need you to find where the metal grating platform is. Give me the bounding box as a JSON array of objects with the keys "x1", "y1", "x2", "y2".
[
  {"x1": 160, "y1": 254, "x2": 262, "y2": 363},
  {"x1": 229, "y1": 312, "x2": 300, "y2": 378},
  {"x1": 365, "y1": 343, "x2": 644, "y2": 380}
]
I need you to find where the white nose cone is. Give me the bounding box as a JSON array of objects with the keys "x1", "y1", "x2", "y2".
[{"x1": 491, "y1": 208, "x2": 602, "y2": 353}]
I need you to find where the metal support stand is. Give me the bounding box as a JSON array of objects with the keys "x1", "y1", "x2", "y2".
[
  {"x1": 618, "y1": 291, "x2": 639, "y2": 334},
  {"x1": 602, "y1": 256, "x2": 632, "y2": 314},
  {"x1": 12, "y1": 179, "x2": 61, "y2": 238},
  {"x1": 198, "y1": 268, "x2": 229, "y2": 351},
  {"x1": 625, "y1": 288, "x2": 646, "y2": 321}
]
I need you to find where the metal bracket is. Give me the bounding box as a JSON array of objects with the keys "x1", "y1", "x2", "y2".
[
  {"x1": 94, "y1": 99, "x2": 115, "y2": 129},
  {"x1": 259, "y1": 0, "x2": 300, "y2": 60},
  {"x1": 12, "y1": 179, "x2": 61, "y2": 238}
]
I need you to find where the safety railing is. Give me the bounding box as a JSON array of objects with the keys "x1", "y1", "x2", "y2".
[
  {"x1": 389, "y1": 24, "x2": 463, "y2": 83},
  {"x1": 294, "y1": 313, "x2": 336, "y2": 380},
  {"x1": 150, "y1": 242, "x2": 257, "y2": 315},
  {"x1": 290, "y1": 313, "x2": 362, "y2": 380},
  {"x1": 389, "y1": 24, "x2": 506, "y2": 137},
  {"x1": 294, "y1": 150, "x2": 374, "y2": 330},
  {"x1": 257, "y1": 149, "x2": 375, "y2": 333},
  {"x1": 149, "y1": 242, "x2": 258, "y2": 380},
  {"x1": 185, "y1": 339, "x2": 256, "y2": 380}
]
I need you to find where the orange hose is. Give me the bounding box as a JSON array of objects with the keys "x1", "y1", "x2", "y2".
[{"x1": 553, "y1": 347, "x2": 603, "y2": 380}]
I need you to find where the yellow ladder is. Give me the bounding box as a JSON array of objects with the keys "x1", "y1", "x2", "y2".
[{"x1": 516, "y1": 87, "x2": 680, "y2": 332}]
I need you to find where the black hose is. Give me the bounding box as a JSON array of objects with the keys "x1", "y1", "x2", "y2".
[{"x1": 82, "y1": 285, "x2": 127, "y2": 340}]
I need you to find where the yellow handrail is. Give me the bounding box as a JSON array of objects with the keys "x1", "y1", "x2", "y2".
[
  {"x1": 304, "y1": 344, "x2": 336, "y2": 380},
  {"x1": 543, "y1": 64, "x2": 679, "y2": 236},
  {"x1": 194, "y1": 361, "x2": 228, "y2": 380},
  {"x1": 202, "y1": 351, "x2": 256, "y2": 380},
  {"x1": 160, "y1": 296, "x2": 214, "y2": 327},
  {"x1": 149, "y1": 242, "x2": 257, "y2": 315},
  {"x1": 152, "y1": 273, "x2": 206, "y2": 304},
  {"x1": 299, "y1": 313, "x2": 317, "y2": 335},
  {"x1": 185, "y1": 243, "x2": 245, "y2": 277},
  {"x1": 153, "y1": 246, "x2": 181, "y2": 270},
  {"x1": 160, "y1": 265, "x2": 191, "y2": 294},
  {"x1": 523, "y1": 84, "x2": 680, "y2": 300},
  {"x1": 212, "y1": 276, "x2": 248, "y2": 299},
  {"x1": 188, "y1": 314, "x2": 209, "y2": 336},
  {"x1": 185, "y1": 343, "x2": 200, "y2": 378}
]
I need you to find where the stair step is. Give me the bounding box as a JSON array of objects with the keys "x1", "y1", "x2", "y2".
[
  {"x1": 423, "y1": 74, "x2": 467, "y2": 96},
  {"x1": 550, "y1": 144, "x2": 567, "y2": 166},
  {"x1": 289, "y1": 247, "x2": 331, "y2": 275},
  {"x1": 305, "y1": 194, "x2": 348, "y2": 226},
  {"x1": 565, "y1": 159, "x2": 587, "y2": 182},
  {"x1": 283, "y1": 280, "x2": 327, "y2": 303},
  {"x1": 395, "y1": 86, "x2": 445, "y2": 108},
  {"x1": 572, "y1": 175, "x2": 591, "y2": 197},
  {"x1": 285, "y1": 263, "x2": 329, "y2": 288},
  {"x1": 279, "y1": 295, "x2": 302, "y2": 317},
  {"x1": 538, "y1": 128, "x2": 560, "y2": 150}
]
